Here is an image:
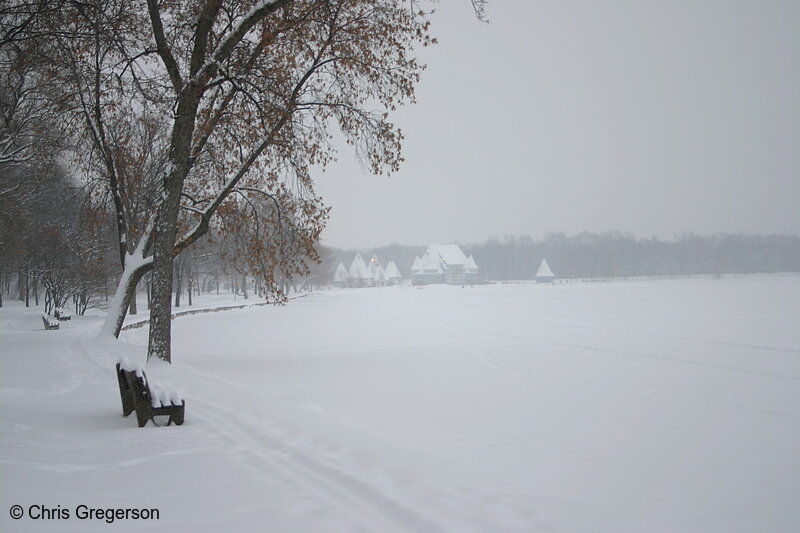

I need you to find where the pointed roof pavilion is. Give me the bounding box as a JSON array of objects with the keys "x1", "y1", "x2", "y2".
[
  {"x1": 410, "y1": 255, "x2": 422, "y2": 274},
  {"x1": 333, "y1": 262, "x2": 348, "y2": 283},
  {"x1": 348, "y1": 252, "x2": 369, "y2": 280},
  {"x1": 535, "y1": 259, "x2": 554, "y2": 280},
  {"x1": 384, "y1": 261, "x2": 402, "y2": 280}
]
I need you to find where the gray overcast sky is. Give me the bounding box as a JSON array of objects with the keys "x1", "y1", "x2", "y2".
[{"x1": 315, "y1": 0, "x2": 800, "y2": 249}]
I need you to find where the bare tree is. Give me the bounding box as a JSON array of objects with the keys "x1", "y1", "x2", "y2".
[
  {"x1": 1, "y1": 16, "x2": 69, "y2": 196},
  {"x1": 6, "y1": 0, "x2": 489, "y2": 363},
  {"x1": 0, "y1": 157, "x2": 113, "y2": 313},
  {"x1": 30, "y1": 0, "x2": 439, "y2": 365},
  {"x1": 0, "y1": 0, "x2": 70, "y2": 49}
]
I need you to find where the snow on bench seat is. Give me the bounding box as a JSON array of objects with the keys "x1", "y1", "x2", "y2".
[
  {"x1": 41, "y1": 315, "x2": 59, "y2": 330},
  {"x1": 116, "y1": 357, "x2": 185, "y2": 427}
]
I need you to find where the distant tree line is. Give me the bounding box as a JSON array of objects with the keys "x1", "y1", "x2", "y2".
[
  {"x1": 0, "y1": 156, "x2": 116, "y2": 313},
  {"x1": 322, "y1": 231, "x2": 800, "y2": 283},
  {"x1": 467, "y1": 232, "x2": 800, "y2": 281},
  {"x1": 0, "y1": 155, "x2": 325, "y2": 311}
]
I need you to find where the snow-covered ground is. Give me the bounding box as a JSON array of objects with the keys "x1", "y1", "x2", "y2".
[{"x1": 1, "y1": 276, "x2": 799, "y2": 532}]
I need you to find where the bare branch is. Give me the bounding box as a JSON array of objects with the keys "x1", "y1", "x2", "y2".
[{"x1": 145, "y1": 0, "x2": 183, "y2": 92}]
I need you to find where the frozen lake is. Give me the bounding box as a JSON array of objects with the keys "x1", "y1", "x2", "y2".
[{"x1": 1, "y1": 276, "x2": 799, "y2": 532}]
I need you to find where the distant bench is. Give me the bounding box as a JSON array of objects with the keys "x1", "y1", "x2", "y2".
[
  {"x1": 116, "y1": 363, "x2": 185, "y2": 427},
  {"x1": 41, "y1": 315, "x2": 59, "y2": 330}
]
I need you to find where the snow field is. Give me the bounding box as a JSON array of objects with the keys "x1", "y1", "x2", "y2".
[{"x1": 1, "y1": 275, "x2": 799, "y2": 532}]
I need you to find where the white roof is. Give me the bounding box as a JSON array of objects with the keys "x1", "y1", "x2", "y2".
[
  {"x1": 410, "y1": 256, "x2": 422, "y2": 273},
  {"x1": 426, "y1": 244, "x2": 469, "y2": 267},
  {"x1": 465, "y1": 255, "x2": 479, "y2": 273},
  {"x1": 536, "y1": 259, "x2": 554, "y2": 278},
  {"x1": 348, "y1": 252, "x2": 369, "y2": 279},
  {"x1": 419, "y1": 251, "x2": 444, "y2": 274},
  {"x1": 385, "y1": 261, "x2": 402, "y2": 279},
  {"x1": 333, "y1": 262, "x2": 348, "y2": 282}
]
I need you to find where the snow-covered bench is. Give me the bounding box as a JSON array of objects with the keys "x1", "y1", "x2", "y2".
[
  {"x1": 115, "y1": 362, "x2": 185, "y2": 427},
  {"x1": 54, "y1": 308, "x2": 71, "y2": 321},
  {"x1": 41, "y1": 315, "x2": 59, "y2": 330}
]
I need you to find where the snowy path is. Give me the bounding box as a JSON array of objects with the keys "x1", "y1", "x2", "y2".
[{"x1": 2, "y1": 276, "x2": 799, "y2": 532}]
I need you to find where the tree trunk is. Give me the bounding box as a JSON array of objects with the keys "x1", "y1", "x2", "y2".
[
  {"x1": 187, "y1": 272, "x2": 193, "y2": 306},
  {"x1": 147, "y1": 168, "x2": 189, "y2": 362},
  {"x1": 18, "y1": 267, "x2": 24, "y2": 301},
  {"x1": 174, "y1": 263, "x2": 182, "y2": 308},
  {"x1": 147, "y1": 85, "x2": 202, "y2": 364},
  {"x1": 148, "y1": 219, "x2": 179, "y2": 363},
  {"x1": 241, "y1": 273, "x2": 248, "y2": 299}
]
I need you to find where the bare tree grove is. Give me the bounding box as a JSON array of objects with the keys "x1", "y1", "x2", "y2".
[{"x1": 0, "y1": 0, "x2": 487, "y2": 364}]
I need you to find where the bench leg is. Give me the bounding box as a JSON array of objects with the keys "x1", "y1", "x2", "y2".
[
  {"x1": 162, "y1": 403, "x2": 185, "y2": 426},
  {"x1": 115, "y1": 364, "x2": 135, "y2": 417},
  {"x1": 134, "y1": 405, "x2": 152, "y2": 427},
  {"x1": 174, "y1": 401, "x2": 185, "y2": 425},
  {"x1": 168, "y1": 406, "x2": 185, "y2": 426}
]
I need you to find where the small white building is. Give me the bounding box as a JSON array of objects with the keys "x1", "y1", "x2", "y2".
[
  {"x1": 348, "y1": 252, "x2": 370, "y2": 287},
  {"x1": 337, "y1": 253, "x2": 404, "y2": 287},
  {"x1": 333, "y1": 262, "x2": 349, "y2": 286},
  {"x1": 411, "y1": 244, "x2": 479, "y2": 285},
  {"x1": 535, "y1": 259, "x2": 555, "y2": 283},
  {"x1": 384, "y1": 261, "x2": 403, "y2": 285},
  {"x1": 409, "y1": 256, "x2": 422, "y2": 277}
]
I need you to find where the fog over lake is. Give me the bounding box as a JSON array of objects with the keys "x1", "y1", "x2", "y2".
[{"x1": 317, "y1": 0, "x2": 800, "y2": 249}]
